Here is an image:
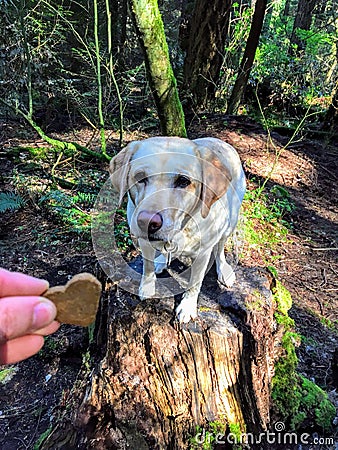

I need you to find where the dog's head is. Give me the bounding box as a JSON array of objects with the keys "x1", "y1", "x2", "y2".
[{"x1": 109, "y1": 137, "x2": 232, "y2": 246}]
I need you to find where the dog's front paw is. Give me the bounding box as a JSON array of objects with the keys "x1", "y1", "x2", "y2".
[
  {"x1": 217, "y1": 265, "x2": 236, "y2": 288},
  {"x1": 139, "y1": 274, "x2": 156, "y2": 300},
  {"x1": 176, "y1": 296, "x2": 198, "y2": 324},
  {"x1": 154, "y1": 254, "x2": 167, "y2": 274}
]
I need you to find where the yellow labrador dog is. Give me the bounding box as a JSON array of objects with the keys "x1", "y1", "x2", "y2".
[{"x1": 110, "y1": 137, "x2": 246, "y2": 323}]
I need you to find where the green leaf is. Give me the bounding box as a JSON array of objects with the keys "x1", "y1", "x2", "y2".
[{"x1": 0, "y1": 192, "x2": 25, "y2": 213}]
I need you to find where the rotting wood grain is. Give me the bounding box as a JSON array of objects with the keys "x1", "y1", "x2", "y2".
[{"x1": 84, "y1": 263, "x2": 276, "y2": 449}]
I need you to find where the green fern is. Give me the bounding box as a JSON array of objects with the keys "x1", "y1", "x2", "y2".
[
  {"x1": 39, "y1": 189, "x2": 94, "y2": 233},
  {"x1": 0, "y1": 192, "x2": 26, "y2": 213}
]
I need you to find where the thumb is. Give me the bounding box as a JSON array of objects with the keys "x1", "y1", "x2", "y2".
[{"x1": 0, "y1": 297, "x2": 57, "y2": 342}]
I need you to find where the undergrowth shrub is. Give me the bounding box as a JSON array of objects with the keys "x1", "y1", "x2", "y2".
[
  {"x1": 0, "y1": 192, "x2": 26, "y2": 213},
  {"x1": 39, "y1": 190, "x2": 95, "y2": 234}
]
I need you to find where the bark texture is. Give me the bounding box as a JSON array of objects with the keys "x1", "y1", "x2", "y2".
[
  {"x1": 41, "y1": 262, "x2": 281, "y2": 450},
  {"x1": 183, "y1": 0, "x2": 233, "y2": 111}
]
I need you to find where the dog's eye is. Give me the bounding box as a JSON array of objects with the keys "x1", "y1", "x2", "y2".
[
  {"x1": 137, "y1": 177, "x2": 148, "y2": 185},
  {"x1": 135, "y1": 172, "x2": 148, "y2": 184},
  {"x1": 174, "y1": 175, "x2": 191, "y2": 189}
]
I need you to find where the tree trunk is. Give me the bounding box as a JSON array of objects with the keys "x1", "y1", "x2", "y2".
[
  {"x1": 40, "y1": 261, "x2": 283, "y2": 449},
  {"x1": 227, "y1": 0, "x2": 267, "y2": 115},
  {"x1": 182, "y1": 0, "x2": 233, "y2": 111},
  {"x1": 128, "y1": 0, "x2": 187, "y2": 137},
  {"x1": 289, "y1": 0, "x2": 317, "y2": 54}
]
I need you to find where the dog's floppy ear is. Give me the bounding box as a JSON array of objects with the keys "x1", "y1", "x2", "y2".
[
  {"x1": 197, "y1": 147, "x2": 232, "y2": 219},
  {"x1": 109, "y1": 142, "x2": 139, "y2": 205}
]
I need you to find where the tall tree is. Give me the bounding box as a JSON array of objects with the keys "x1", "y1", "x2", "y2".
[
  {"x1": 128, "y1": 0, "x2": 187, "y2": 137},
  {"x1": 182, "y1": 0, "x2": 233, "y2": 111},
  {"x1": 289, "y1": 0, "x2": 317, "y2": 54},
  {"x1": 227, "y1": 0, "x2": 267, "y2": 114}
]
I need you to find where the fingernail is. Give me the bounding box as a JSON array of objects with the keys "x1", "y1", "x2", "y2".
[{"x1": 32, "y1": 300, "x2": 57, "y2": 330}]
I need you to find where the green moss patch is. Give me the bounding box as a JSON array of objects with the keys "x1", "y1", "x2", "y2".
[
  {"x1": 273, "y1": 280, "x2": 293, "y2": 315},
  {"x1": 271, "y1": 284, "x2": 336, "y2": 431}
]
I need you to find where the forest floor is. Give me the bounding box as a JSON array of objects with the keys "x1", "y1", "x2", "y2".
[{"x1": 0, "y1": 115, "x2": 337, "y2": 449}]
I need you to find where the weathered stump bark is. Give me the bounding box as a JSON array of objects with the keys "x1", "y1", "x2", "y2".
[{"x1": 42, "y1": 262, "x2": 279, "y2": 450}]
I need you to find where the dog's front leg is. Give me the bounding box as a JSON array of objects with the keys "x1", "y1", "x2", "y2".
[
  {"x1": 176, "y1": 251, "x2": 212, "y2": 323},
  {"x1": 154, "y1": 253, "x2": 167, "y2": 274},
  {"x1": 138, "y1": 239, "x2": 156, "y2": 300},
  {"x1": 214, "y1": 236, "x2": 236, "y2": 287}
]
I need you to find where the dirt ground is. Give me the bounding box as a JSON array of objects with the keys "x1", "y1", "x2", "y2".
[{"x1": 0, "y1": 116, "x2": 337, "y2": 449}]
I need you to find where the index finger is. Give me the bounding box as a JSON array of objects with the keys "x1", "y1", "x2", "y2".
[{"x1": 0, "y1": 269, "x2": 49, "y2": 297}]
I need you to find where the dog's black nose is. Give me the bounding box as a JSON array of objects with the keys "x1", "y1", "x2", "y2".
[{"x1": 137, "y1": 211, "x2": 163, "y2": 235}]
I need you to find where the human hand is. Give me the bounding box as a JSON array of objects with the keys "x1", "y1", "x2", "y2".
[{"x1": 0, "y1": 268, "x2": 60, "y2": 365}]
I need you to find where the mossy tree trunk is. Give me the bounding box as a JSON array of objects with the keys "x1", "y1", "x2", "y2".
[
  {"x1": 128, "y1": 0, "x2": 187, "y2": 137},
  {"x1": 0, "y1": 99, "x2": 110, "y2": 161}
]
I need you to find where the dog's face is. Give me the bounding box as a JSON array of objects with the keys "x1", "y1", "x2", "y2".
[{"x1": 110, "y1": 137, "x2": 232, "y2": 249}]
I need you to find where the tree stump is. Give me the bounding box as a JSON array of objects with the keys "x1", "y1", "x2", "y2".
[{"x1": 42, "y1": 261, "x2": 279, "y2": 450}]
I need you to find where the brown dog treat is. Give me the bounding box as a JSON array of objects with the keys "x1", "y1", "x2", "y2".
[{"x1": 44, "y1": 273, "x2": 101, "y2": 326}]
